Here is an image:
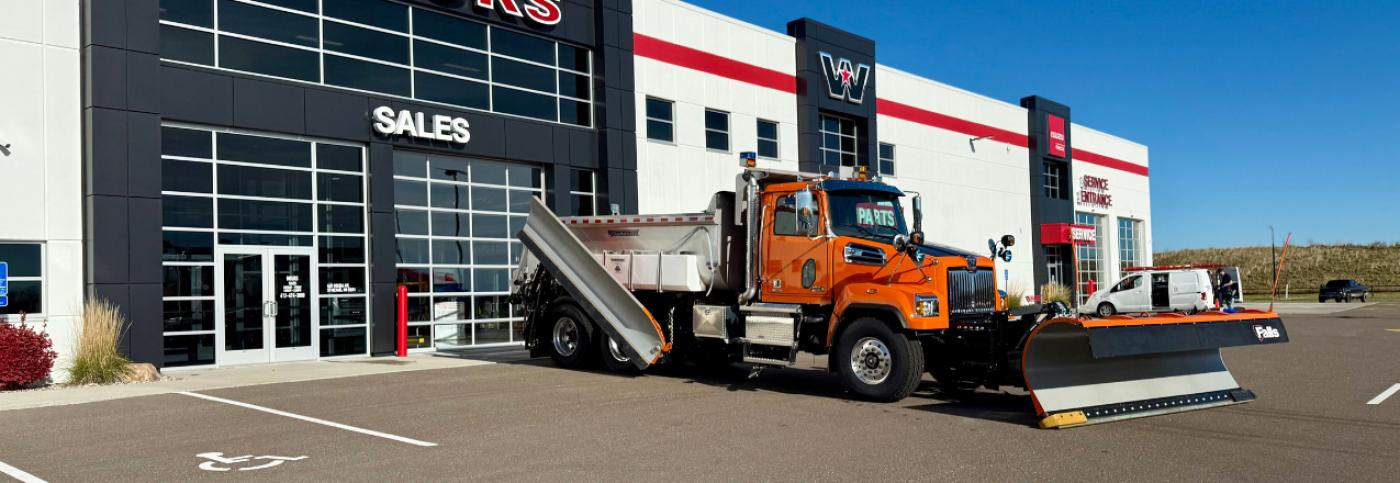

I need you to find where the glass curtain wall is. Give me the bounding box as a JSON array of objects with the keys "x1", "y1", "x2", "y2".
[
  {"x1": 160, "y1": 125, "x2": 370, "y2": 366},
  {"x1": 392, "y1": 152, "x2": 544, "y2": 349},
  {"x1": 1118, "y1": 217, "x2": 1142, "y2": 274},
  {"x1": 158, "y1": 0, "x2": 594, "y2": 126},
  {"x1": 1075, "y1": 212, "x2": 1106, "y2": 305}
]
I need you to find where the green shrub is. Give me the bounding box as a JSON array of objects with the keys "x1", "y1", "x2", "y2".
[{"x1": 66, "y1": 298, "x2": 131, "y2": 385}]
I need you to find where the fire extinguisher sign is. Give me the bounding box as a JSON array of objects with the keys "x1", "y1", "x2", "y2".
[{"x1": 0, "y1": 261, "x2": 9, "y2": 308}]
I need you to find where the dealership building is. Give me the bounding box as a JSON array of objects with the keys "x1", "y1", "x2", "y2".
[{"x1": 0, "y1": 0, "x2": 1150, "y2": 374}]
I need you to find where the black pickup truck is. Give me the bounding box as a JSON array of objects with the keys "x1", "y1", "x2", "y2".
[{"x1": 1319, "y1": 279, "x2": 1370, "y2": 303}]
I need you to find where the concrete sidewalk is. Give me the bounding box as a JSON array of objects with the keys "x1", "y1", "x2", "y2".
[{"x1": 0, "y1": 354, "x2": 494, "y2": 412}]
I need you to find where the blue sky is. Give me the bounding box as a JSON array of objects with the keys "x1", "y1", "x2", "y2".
[{"x1": 685, "y1": 0, "x2": 1399, "y2": 250}]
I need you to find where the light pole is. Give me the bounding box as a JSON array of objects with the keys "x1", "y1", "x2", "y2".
[{"x1": 1269, "y1": 225, "x2": 1277, "y2": 282}]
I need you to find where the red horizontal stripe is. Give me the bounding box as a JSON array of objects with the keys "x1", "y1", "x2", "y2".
[
  {"x1": 633, "y1": 33, "x2": 797, "y2": 94},
  {"x1": 1073, "y1": 148, "x2": 1149, "y2": 176},
  {"x1": 876, "y1": 99, "x2": 1029, "y2": 148}
]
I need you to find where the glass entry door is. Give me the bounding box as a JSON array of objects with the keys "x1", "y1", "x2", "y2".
[{"x1": 216, "y1": 246, "x2": 317, "y2": 365}]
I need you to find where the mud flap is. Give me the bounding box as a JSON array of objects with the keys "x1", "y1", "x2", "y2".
[
  {"x1": 518, "y1": 197, "x2": 668, "y2": 369},
  {"x1": 1024, "y1": 313, "x2": 1287, "y2": 428}
]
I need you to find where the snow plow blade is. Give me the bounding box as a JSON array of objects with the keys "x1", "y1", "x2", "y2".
[
  {"x1": 518, "y1": 197, "x2": 668, "y2": 369},
  {"x1": 1024, "y1": 310, "x2": 1288, "y2": 429}
]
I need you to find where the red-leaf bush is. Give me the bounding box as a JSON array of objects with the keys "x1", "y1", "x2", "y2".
[{"x1": 0, "y1": 316, "x2": 58, "y2": 390}]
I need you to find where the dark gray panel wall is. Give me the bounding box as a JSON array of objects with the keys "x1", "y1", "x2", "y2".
[
  {"x1": 1020, "y1": 95, "x2": 1074, "y2": 296},
  {"x1": 81, "y1": 0, "x2": 163, "y2": 361},
  {"x1": 85, "y1": 0, "x2": 636, "y2": 362},
  {"x1": 787, "y1": 19, "x2": 877, "y2": 175}
]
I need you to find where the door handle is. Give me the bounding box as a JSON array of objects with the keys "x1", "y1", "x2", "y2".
[{"x1": 265, "y1": 301, "x2": 279, "y2": 318}]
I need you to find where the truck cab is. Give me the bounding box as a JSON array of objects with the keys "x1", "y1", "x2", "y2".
[{"x1": 757, "y1": 178, "x2": 1001, "y2": 338}]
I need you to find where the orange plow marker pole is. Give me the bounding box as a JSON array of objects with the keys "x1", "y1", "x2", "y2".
[{"x1": 1269, "y1": 234, "x2": 1293, "y2": 312}]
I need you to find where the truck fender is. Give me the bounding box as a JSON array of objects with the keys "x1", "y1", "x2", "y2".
[{"x1": 828, "y1": 283, "x2": 909, "y2": 347}]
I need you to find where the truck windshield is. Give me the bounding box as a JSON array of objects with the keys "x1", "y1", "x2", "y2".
[{"x1": 827, "y1": 192, "x2": 908, "y2": 242}]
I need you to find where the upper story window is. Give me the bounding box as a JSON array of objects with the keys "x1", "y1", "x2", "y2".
[
  {"x1": 878, "y1": 143, "x2": 896, "y2": 177},
  {"x1": 0, "y1": 243, "x2": 43, "y2": 315},
  {"x1": 756, "y1": 119, "x2": 779, "y2": 159},
  {"x1": 820, "y1": 115, "x2": 859, "y2": 167},
  {"x1": 569, "y1": 169, "x2": 599, "y2": 216},
  {"x1": 1043, "y1": 161, "x2": 1066, "y2": 199},
  {"x1": 705, "y1": 109, "x2": 730, "y2": 152},
  {"x1": 158, "y1": 0, "x2": 593, "y2": 127},
  {"x1": 1118, "y1": 217, "x2": 1142, "y2": 272},
  {"x1": 645, "y1": 97, "x2": 674, "y2": 143}
]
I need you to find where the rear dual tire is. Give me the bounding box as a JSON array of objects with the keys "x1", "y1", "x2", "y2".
[
  {"x1": 546, "y1": 304, "x2": 594, "y2": 368},
  {"x1": 834, "y1": 318, "x2": 924, "y2": 402},
  {"x1": 600, "y1": 334, "x2": 642, "y2": 375}
]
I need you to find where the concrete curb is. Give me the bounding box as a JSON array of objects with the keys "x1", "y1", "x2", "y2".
[{"x1": 0, "y1": 354, "x2": 495, "y2": 412}]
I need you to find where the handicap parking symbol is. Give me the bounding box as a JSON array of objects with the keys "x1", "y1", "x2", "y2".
[{"x1": 196, "y1": 452, "x2": 307, "y2": 472}]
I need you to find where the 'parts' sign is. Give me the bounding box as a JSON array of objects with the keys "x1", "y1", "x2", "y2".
[
  {"x1": 1078, "y1": 174, "x2": 1112, "y2": 208},
  {"x1": 819, "y1": 52, "x2": 871, "y2": 104},
  {"x1": 471, "y1": 0, "x2": 562, "y2": 26},
  {"x1": 1047, "y1": 114, "x2": 1066, "y2": 158},
  {"x1": 373, "y1": 106, "x2": 472, "y2": 144}
]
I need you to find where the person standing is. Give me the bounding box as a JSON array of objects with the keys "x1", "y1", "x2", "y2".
[{"x1": 1217, "y1": 269, "x2": 1237, "y2": 310}]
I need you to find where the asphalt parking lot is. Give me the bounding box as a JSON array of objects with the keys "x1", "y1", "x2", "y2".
[{"x1": 1, "y1": 303, "x2": 1397, "y2": 482}]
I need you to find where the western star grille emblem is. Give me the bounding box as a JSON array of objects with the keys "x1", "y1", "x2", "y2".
[
  {"x1": 966, "y1": 256, "x2": 979, "y2": 271},
  {"x1": 819, "y1": 52, "x2": 871, "y2": 104}
]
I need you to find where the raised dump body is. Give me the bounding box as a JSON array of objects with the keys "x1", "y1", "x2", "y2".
[{"x1": 517, "y1": 197, "x2": 667, "y2": 369}]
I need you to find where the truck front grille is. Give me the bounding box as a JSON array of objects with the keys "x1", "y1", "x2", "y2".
[{"x1": 948, "y1": 269, "x2": 997, "y2": 315}]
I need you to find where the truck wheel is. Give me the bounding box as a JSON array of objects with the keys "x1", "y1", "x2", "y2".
[
  {"x1": 835, "y1": 318, "x2": 924, "y2": 402},
  {"x1": 546, "y1": 305, "x2": 594, "y2": 368},
  {"x1": 1344, "y1": 295, "x2": 1352, "y2": 303},
  {"x1": 600, "y1": 334, "x2": 642, "y2": 375},
  {"x1": 1097, "y1": 303, "x2": 1117, "y2": 317},
  {"x1": 1360, "y1": 294, "x2": 1368, "y2": 303}
]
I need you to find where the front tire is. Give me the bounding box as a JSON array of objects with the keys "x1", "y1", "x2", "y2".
[
  {"x1": 1097, "y1": 302, "x2": 1117, "y2": 317},
  {"x1": 600, "y1": 334, "x2": 642, "y2": 375},
  {"x1": 835, "y1": 318, "x2": 923, "y2": 402},
  {"x1": 546, "y1": 304, "x2": 594, "y2": 368},
  {"x1": 1360, "y1": 293, "x2": 1368, "y2": 303}
]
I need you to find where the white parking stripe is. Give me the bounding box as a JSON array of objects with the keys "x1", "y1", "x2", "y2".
[
  {"x1": 1366, "y1": 383, "x2": 1400, "y2": 405},
  {"x1": 178, "y1": 392, "x2": 437, "y2": 447},
  {"x1": 0, "y1": 460, "x2": 47, "y2": 483}
]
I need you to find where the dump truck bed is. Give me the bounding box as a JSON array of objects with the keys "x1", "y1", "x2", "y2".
[{"x1": 517, "y1": 197, "x2": 669, "y2": 369}]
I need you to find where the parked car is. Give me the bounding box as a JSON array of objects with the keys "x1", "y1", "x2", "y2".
[
  {"x1": 1319, "y1": 279, "x2": 1370, "y2": 303},
  {"x1": 1080, "y1": 268, "x2": 1214, "y2": 317}
]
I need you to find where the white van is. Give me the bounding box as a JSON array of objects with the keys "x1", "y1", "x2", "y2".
[{"x1": 1081, "y1": 269, "x2": 1215, "y2": 317}]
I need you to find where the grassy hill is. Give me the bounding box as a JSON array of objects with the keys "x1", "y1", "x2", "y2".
[{"x1": 1154, "y1": 243, "x2": 1400, "y2": 294}]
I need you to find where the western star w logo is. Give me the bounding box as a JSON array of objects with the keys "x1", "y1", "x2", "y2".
[{"x1": 819, "y1": 52, "x2": 871, "y2": 104}]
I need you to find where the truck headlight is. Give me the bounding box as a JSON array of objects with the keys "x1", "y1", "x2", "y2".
[{"x1": 914, "y1": 295, "x2": 940, "y2": 318}]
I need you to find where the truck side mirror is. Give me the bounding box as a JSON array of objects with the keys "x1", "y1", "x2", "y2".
[
  {"x1": 912, "y1": 194, "x2": 923, "y2": 234},
  {"x1": 794, "y1": 188, "x2": 818, "y2": 236}
]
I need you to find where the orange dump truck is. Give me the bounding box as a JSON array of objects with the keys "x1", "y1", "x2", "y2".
[{"x1": 510, "y1": 165, "x2": 1288, "y2": 428}]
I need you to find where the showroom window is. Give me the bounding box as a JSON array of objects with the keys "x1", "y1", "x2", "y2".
[
  {"x1": 393, "y1": 152, "x2": 544, "y2": 349},
  {"x1": 645, "y1": 97, "x2": 674, "y2": 142},
  {"x1": 159, "y1": 125, "x2": 370, "y2": 366},
  {"x1": 158, "y1": 0, "x2": 593, "y2": 126},
  {"x1": 756, "y1": 119, "x2": 779, "y2": 159},
  {"x1": 1075, "y1": 212, "x2": 1106, "y2": 305},
  {"x1": 705, "y1": 109, "x2": 730, "y2": 152},
  {"x1": 1119, "y1": 217, "x2": 1142, "y2": 273},
  {"x1": 0, "y1": 243, "x2": 43, "y2": 316},
  {"x1": 878, "y1": 143, "x2": 896, "y2": 177},
  {"x1": 820, "y1": 115, "x2": 860, "y2": 167}
]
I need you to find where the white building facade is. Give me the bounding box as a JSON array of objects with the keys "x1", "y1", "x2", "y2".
[{"x1": 630, "y1": 0, "x2": 1151, "y2": 305}]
